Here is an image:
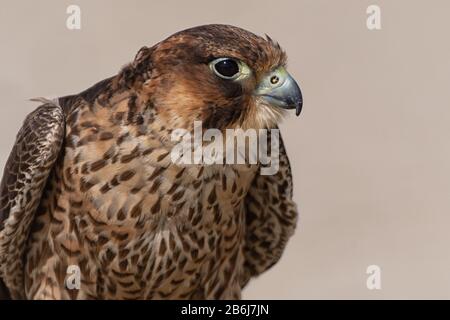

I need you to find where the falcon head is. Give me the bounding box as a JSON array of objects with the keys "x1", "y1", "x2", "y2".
[{"x1": 123, "y1": 24, "x2": 302, "y2": 131}]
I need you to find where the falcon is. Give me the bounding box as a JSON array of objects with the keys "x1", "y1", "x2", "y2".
[{"x1": 0, "y1": 24, "x2": 302, "y2": 300}]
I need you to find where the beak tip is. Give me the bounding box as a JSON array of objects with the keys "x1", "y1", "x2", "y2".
[{"x1": 295, "y1": 101, "x2": 303, "y2": 117}]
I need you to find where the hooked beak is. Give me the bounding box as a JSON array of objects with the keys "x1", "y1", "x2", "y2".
[{"x1": 254, "y1": 67, "x2": 303, "y2": 116}]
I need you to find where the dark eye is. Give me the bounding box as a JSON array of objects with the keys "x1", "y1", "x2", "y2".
[{"x1": 211, "y1": 58, "x2": 240, "y2": 79}]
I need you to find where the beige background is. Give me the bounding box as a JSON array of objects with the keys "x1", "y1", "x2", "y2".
[{"x1": 1, "y1": 0, "x2": 450, "y2": 299}]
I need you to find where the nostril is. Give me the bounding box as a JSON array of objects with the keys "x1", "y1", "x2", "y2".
[{"x1": 270, "y1": 75, "x2": 279, "y2": 85}]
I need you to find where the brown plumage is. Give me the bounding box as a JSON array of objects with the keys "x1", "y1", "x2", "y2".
[{"x1": 0, "y1": 24, "x2": 301, "y2": 299}]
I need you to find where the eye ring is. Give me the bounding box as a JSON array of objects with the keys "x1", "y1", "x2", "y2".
[{"x1": 210, "y1": 58, "x2": 241, "y2": 80}]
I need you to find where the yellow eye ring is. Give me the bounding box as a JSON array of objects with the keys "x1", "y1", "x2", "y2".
[{"x1": 209, "y1": 58, "x2": 251, "y2": 81}]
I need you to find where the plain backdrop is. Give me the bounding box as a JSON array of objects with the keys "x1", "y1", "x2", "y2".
[{"x1": 1, "y1": 0, "x2": 450, "y2": 299}]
